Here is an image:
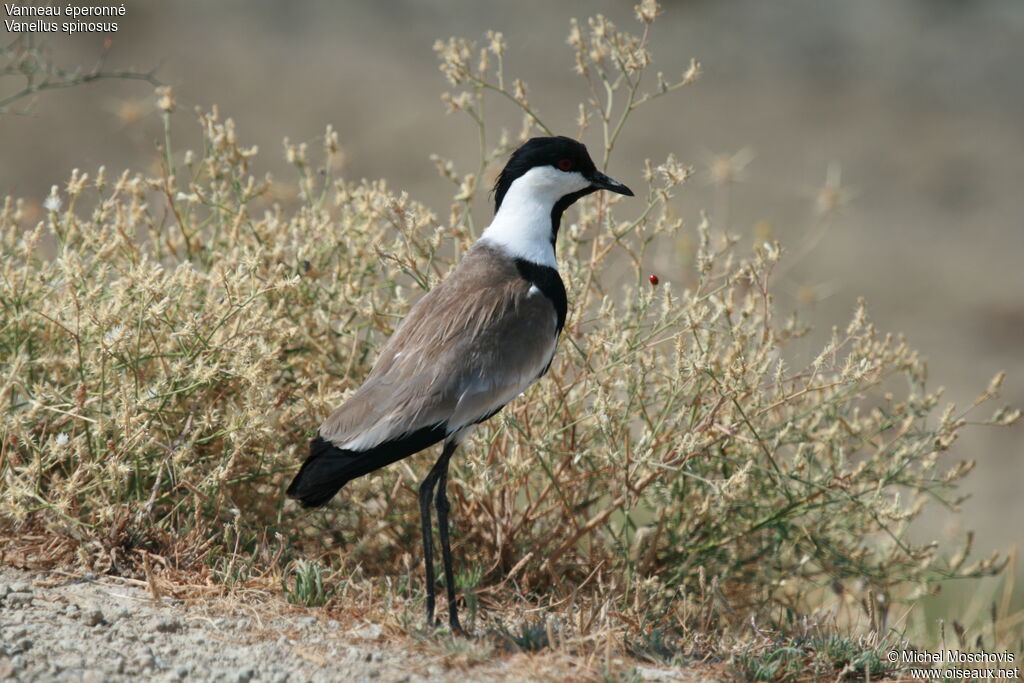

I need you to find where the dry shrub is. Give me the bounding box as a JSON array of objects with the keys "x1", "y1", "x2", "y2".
[{"x1": 1, "y1": 0, "x2": 1019, "y2": 657}]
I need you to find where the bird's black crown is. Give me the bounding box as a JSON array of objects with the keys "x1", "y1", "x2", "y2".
[{"x1": 493, "y1": 136, "x2": 598, "y2": 211}]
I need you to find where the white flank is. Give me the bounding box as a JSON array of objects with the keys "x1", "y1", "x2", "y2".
[
  {"x1": 478, "y1": 166, "x2": 589, "y2": 268},
  {"x1": 340, "y1": 419, "x2": 408, "y2": 451},
  {"x1": 447, "y1": 334, "x2": 557, "y2": 432}
]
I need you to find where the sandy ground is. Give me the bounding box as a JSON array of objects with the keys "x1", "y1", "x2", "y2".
[
  {"x1": 0, "y1": 565, "x2": 426, "y2": 682},
  {"x1": 0, "y1": 566, "x2": 714, "y2": 683}
]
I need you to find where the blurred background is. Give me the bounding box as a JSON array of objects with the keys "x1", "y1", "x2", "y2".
[{"x1": 2, "y1": 0, "x2": 1021, "y2": 594}]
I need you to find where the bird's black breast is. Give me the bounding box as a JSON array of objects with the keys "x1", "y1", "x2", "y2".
[{"x1": 514, "y1": 258, "x2": 567, "y2": 333}]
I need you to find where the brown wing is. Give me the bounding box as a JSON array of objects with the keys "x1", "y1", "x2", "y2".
[{"x1": 319, "y1": 243, "x2": 559, "y2": 450}]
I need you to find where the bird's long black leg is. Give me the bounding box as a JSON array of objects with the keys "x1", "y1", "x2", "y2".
[
  {"x1": 418, "y1": 453, "x2": 448, "y2": 629},
  {"x1": 434, "y1": 440, "x2": 462, "y2": 633}
]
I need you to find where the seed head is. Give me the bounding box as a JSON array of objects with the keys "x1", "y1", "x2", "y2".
[
  {"x1": 43, "y1": 187, "x2": 62, "y2": 213},
  {"x1": 635, "y1": 0, "x2": 661, "y2": 24},
  {"x1": 155, "y1": 86, "x2": 175, "y2": 114}
]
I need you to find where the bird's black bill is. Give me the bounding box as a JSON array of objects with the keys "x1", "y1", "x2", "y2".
[{"x1": 589, "y1": 171, "x2": 634, "y2": 197}]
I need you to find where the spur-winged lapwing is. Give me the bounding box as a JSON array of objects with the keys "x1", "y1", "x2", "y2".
[{"x1": 286, "y1": 136, "x2": 633, "y2": 631}]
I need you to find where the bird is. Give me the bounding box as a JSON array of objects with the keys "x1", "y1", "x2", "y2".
[{"x1": 286, "y1": 135, "x2": 633, "y2": 632}]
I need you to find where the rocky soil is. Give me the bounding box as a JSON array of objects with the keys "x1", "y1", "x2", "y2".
[
  {"x1": 0, "y1": 566, "x2": 703, "y2": 683},
  {"x1": 0, "y1": 566, "x2": 441, "y2": 683}
]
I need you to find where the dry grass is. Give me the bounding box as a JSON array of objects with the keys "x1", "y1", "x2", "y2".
[{"x1": 1, "y1": 2, "x2": 1021, "y2": 679}]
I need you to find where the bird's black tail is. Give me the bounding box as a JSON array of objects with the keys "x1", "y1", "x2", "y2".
[
  {"x1": 286, "y1": 436, "x2": 364, "y2": 508},
  {"x1": 286, "y1": 427, "x2": 448, "y2": 508}
]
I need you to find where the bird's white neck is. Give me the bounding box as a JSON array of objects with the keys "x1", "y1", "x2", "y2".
[
  {"x1": 478, "y1": 166, "x2": 589, "y2": 269},
  {"x1": 479, "y1": 199, "x2": 556, "y2": 268}
]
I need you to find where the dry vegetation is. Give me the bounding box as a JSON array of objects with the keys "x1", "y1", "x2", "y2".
[{"x1": 2, "y1": 2, "x2": 1021, "y2": 680}]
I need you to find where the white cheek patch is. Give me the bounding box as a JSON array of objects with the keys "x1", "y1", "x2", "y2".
[{"x1": 521, "y1": 166, "x2": 590, "y2": 196}]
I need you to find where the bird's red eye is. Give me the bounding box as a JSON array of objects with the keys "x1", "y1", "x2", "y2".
[{"x1": 556, "y1": 158, "x2": 574, "y2": 172}]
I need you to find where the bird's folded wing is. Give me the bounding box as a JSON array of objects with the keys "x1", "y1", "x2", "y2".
[{"x1": 319, "y1": 247, "x2": 559, "y2": 451}]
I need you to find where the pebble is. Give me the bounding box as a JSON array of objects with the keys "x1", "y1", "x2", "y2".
[
  {"x1": 6, "y1": 592, "x2": 34, "y2": 608},
  {"x1": 134, "y1": 645, "x2": 155, "y2": 668},
  {"x1": 82, "y1": 608, "x2": 105, "y2": 626},
  {"x1": 352, "y1": 623, "x2": 382, "y2": 640},
  {"x1": 637, "y1": 665, "x2": 686, "y2": 681},
  {"x1": 60, "y1": 655, "x2": 85, "y2": 671},
  {"x1": 155, "y1": 617, "x2": 183, "y2": 633}
]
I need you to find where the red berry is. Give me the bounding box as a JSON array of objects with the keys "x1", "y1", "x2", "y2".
[{"x1": 649, "y1": 274, "x2": 659, "y2": 286}]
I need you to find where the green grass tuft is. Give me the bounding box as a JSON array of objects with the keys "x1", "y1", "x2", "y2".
[{"x1": 282, "y1": 559, "x2": 335, "y2": 607}]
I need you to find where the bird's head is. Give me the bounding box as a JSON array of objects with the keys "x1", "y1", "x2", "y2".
[
  {"x1": 481, "y1": 136, "x2": 633, "y2": 266},
  {"x1": 493, "y1": 136, "x2": 633, "y2": 215}
]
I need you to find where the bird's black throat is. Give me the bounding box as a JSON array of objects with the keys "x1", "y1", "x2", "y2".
[{"x1": 549, "y1": 186, "x2": 598, "y2": 248}]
